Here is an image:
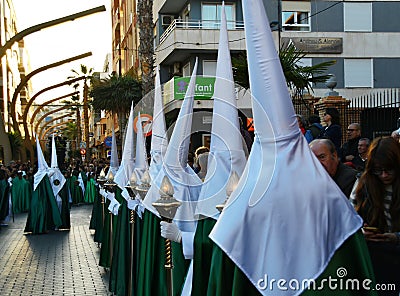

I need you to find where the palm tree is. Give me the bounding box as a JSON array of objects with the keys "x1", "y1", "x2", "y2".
[
  {"x1": 137, "y1": 0, "x2": 154, "y2": 95},
  {"x1": 63, "y1": 121, "x2": 79, "y2": 157},
  {"x1": 8, "y1": 131, "x2": 23, "y2": 160},
  {"x1": 90, "y1": 74, "x2": 142, "y2": 133},
  {"x1": 279, "y1": 43, "x2": 335, "y2": 99},
  {"x1": 68, "y1": 64, "x2": 93, "y2": 160},
  {"x1": 62, "y1": 94, "x2": 82, "y2": 154},
  {"x1": 232, "y1": 43, "x2": 335, "y2": 104}
]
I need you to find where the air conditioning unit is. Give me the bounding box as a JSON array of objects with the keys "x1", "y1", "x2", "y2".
[
  {"x1": 173, "y1": 62, "x2": 181, "y2": 74},
  {"x1": 162, "y1": 15, "x2": 174, "y2": 26}
]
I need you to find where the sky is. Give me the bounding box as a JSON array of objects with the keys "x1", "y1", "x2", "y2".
[{"x1": 12, "y1": 0, "x2": 112, "y2": 104}]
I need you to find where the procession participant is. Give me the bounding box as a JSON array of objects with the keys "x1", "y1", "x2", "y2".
[
  {"x1": 184, "y1": 6, "x2": 248, "y2": 294},
  {"x1": 25, "y1": 137, "x2": 62, "y2": 234},
  {"x1": 136, "y1": 69, "x2": 169, "y2": 295},
  {"x1": 48, "y1": 134, "x2": 70, "y2": 230},
  {"x1": 99, "y1": 106, "x2": 135, "y2": 270},
  {"x1": 109, "y1": 112, "x2": 148, "y2": 296},
  {"x1": 11, "y1": 170, "x2": 31, "y2": 213},
  {"x1": 143, "y1": 60, "x2": 202, "y2": 295},
  {"x1": 209, "y1": 1, "x2": 376, "y2": 295}
]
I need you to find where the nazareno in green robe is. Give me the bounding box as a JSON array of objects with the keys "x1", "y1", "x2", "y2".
[
  {"x1": 24, "y1": 174, "x2": 62, "y2": 234},
  {"x1": 67, "y1": 175, "x2": 84, "y2": 205},
  {"x1": 84, "y1": 177, "x2": 96, "y2": 204},
  {"x1": 11, "y1": 176, "x2": 31, "y2": 214},
  {"x1": 205, "y1": 229, "x2": 377, "y2": 296}
]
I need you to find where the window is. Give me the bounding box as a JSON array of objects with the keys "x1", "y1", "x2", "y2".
[
  {"x1": 344, "y1": 3, "x2": 372, "y2": 32},
  {"x1": 202, "y1": 3, "x2": 235, "y2": 29},
  {"x1": 203, "y1": 60, "x2": 217, "y2": 76},
  {"x1": 282, "y1": 11, "x2": 310, "y2": 32},
  {"x1": 344, "y1": 59, "x2": 373, "y2": 88}
]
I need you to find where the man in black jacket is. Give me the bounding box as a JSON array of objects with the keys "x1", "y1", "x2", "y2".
[
  {"x1": 339, "y1": 123, "x2": 361, "y2": 163},
  {"x1": 310, "y1": 139, "x2": 358, "y2": 198}
]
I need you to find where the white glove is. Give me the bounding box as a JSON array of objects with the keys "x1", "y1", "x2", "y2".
[{"x1": 160, "y1": 221, "x2": 182, "y2": 243}]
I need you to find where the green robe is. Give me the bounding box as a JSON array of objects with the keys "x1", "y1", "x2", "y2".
[
  {"x1": 99, "y1": 187, "x2": 122, "y2": 268},
  {"x1": 24, "y1": 175, "x2": 62, "y2": 234},
  {"x1": 58, "y1": 184, "x2": 70, "y2": 230},
  {"x1": 207, "y1": 230, "x2": 377, "y2": 295},
  {"x1": 0, "y1": 179, "x2": 10, "y2": 221},
  {"x1": 136, "y1": 210, "x2": 167, "y2": 296},
  {"x1": 84, "y1": 177, "x2": 96, "y2": 204},
  {"x1": 192, "y1": 218, "x2": 220, "y2": 296},
  {"x1": 172, "y1": 241, "x2": 191, "y2": 295},
  {"x1": 136, "y1": 209, "x2": 189, "y2": 296},
  {"x1": 11, "y1": 176, "x2": 31, "y2": 213},
  {"x1": 109, "y1": 196, "x2": 143, "y2": 296},
  {"x1": 67, "y1": 175, "x2": 84, "y2": 205},
  {"x1": 89, "y1": 185, "x2": 104, "y2": 243}
]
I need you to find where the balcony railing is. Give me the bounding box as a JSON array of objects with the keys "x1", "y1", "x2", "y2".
[{"x1": 159, "y1": 19, "x2": 245, "y2": 45}]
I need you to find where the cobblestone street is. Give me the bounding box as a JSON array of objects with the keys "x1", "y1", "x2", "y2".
[{"x1": 0, "y1": 205, "x2": 110, "y2": 295}]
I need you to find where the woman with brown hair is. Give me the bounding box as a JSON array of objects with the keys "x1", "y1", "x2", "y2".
[{"x1": 353, "y1": 136, "x2": 400, "y2": 294}]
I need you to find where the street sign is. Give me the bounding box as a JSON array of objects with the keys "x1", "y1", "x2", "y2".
[
  {"x1": 133, "y1": 114, "x2": 153, "y2": 137},
  {"x1": 80, "y1": 141, "x2": 87, "y2": 149},
  {"x1": 80, "y1": 148, "x2": 86, "y2": 155},
  {"x1": 104, "y1": 136, "x2": 112, "y2": 147}
]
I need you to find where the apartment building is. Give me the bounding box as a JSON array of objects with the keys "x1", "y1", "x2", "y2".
[
  {"x1": 279, "y1": 0, "x2": 400, "y2": 101},
  {"x1": 0, "y1": 0, "x2": 31, "y2": 133},
  {"x1": 110, "y1": 0, "x2": 400, "y2": 148}
]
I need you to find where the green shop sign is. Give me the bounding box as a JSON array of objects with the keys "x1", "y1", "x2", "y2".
[{"x1": 174, "y1": 76, "x2": 215, "y2": 100}]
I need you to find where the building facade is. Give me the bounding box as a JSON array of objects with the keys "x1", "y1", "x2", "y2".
[{"x1": 109, "y1": 0, "x2": 400, "y2": 149}]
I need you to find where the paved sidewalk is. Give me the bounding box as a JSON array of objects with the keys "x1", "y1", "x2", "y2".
[{"x1": 0, "y1": 204, "x2": 110, "y2": 295}]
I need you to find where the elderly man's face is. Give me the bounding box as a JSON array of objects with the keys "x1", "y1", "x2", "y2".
[
  {"x1": 310, "y1": 142, "x2": 339, "y2": 177},
  {"x1": 358, "y1": 140, "x2": 369, "y2": 155},
  {"x1": 347, "y1": 124, "x2": 361, "y2": 140}
]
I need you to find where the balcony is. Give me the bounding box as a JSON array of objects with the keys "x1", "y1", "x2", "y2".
[{"x1": 156, "y1": 19, "x2": 246, "y2": 64}]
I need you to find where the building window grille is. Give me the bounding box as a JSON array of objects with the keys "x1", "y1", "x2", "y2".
[
  {"x1": 344, "y1": 2, "x2": 372, "y2": 32},
  {"x1": 282, "y1": 11, "x2": 310, "y2": 32},
  {"x1": 201, "y1": 3, "x2": 235, "y2": 29},
  {"x1": 344, "y1": 59, "x2": 373, "y2": 88}
]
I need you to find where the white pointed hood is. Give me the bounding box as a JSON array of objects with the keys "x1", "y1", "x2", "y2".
[
  {"x1": 34, "y1": 135, "x2": 49, "y2": 191},
  {"x1": 49, "y1": 134, "x2": 66, "y2": 197},
  {"x1": 114, "y1": 103, "x2": 135, "y2": 189},
  {"x1": 108, "y1": 125, "x2": 119, "y2": 177},
  {"x1": 133, "y1": 112, "x2": 149, "y2": 181},
  {"x1": 209, "y1": 0, "x2": 363, "y2": 295},
  {"x1": 149, "y1": 68, "x2": 168, "y2": 180},
  {"x1": 195, "y1": 3, "x2": 246, "y2": 220},
  {"x1": 143, "y1": 59, "x2": 202, "y2": 233}
]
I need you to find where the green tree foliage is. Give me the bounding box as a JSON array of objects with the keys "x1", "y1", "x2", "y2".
[
  {"x1": 68, "y1": 64, "x2": 93, "y2": 160},
  {"x1": 63, "y1": 121, "x2": 78, "y2": 151},
  {"x1": 90, "y1": 74, "x2": 142, "y2": 132},
  {"x1": 8, "y1": 131, "x2": 23, "y2": 160},
  {"x1": 232, "y1": 43, "x2": 336, "y2": 96}
]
